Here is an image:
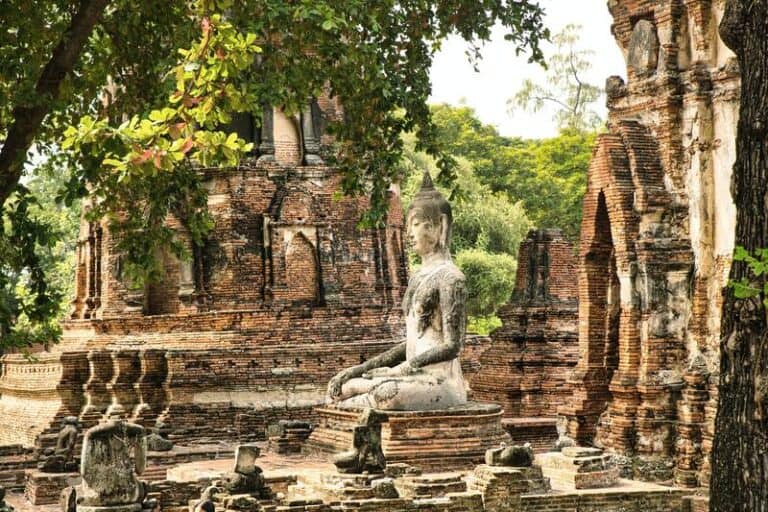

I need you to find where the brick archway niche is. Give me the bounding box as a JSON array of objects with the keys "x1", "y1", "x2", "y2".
[{"x1": 561, "y1": 120, "x2": 694, "y2": 458}]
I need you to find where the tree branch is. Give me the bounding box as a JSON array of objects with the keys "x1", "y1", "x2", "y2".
[
  {"x1": 0, "y1": 0, "x2": 109, "y2": 205},
  {"x1": 530, "y1": 95, "x2": 572, "y2": 112},
  {"x1": 568, "y1": 46, "x2": 583, "y2": 117}
]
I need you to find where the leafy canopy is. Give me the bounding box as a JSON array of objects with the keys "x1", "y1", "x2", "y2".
[
  {"x1": 0, "y1": 0, "x2": 549, "y2": 348},
  {"x1": 427, "y1": 103, "x2": 594, "y2": 242}
]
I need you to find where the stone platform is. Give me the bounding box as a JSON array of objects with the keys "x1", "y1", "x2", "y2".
[{"x1": 306, "y1": 403, "x2": 510, "y2": 470}]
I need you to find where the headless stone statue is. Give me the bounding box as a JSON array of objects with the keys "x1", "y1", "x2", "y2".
[
  {"x1": 333, "y1": 409, "x2": 387, "y2": 474},
  {"x1": 553, "y1": 415, "x2": 576, "y2": 452},
  {"x1": 145, "y1": 421, "x2": 173, "y2": 452},
  {"x1": 326, "y1": 172, "x2": 467, "y2": 410},
  {"x1": 0, "y1": 486, "x2": 13, "y2": 512},
  {"x1": 38, "y1": 416, "x2": 79, "y2": 472},
  {"x1": 485, "y1": 442, "x2": 534, "y2": 467},
  {"x1": 77, "y1": 419, "x2": 147, "y2": 511}
]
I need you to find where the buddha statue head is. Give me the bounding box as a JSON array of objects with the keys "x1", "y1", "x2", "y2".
[{"x1": 407, "y1": 172, "x2": 453, "y2": 258}]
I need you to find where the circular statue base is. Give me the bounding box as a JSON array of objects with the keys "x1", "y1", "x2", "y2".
[
  {"x1": 77, "y1": 505, "x2": 142, "y2": 512},
  {"x1": 306, "y1": 402, "x2": 510, "y2": 471}
]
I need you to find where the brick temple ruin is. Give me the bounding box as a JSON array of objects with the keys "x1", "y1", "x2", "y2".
[
  {"x1": 0, "y1": 0, "x2": 743, "y2": 510},
  {"x1": 0, "y1": 94, "x2": 409, "y2": 450},
  {"x1": 560, "y1": 0, "x2": 739, "y2": 490}
]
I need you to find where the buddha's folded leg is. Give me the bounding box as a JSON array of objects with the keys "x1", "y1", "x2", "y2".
[
  {"x1": 339, "y1": 377, "x2": 378, "y2": 399},
  {"x1": 368, "y1": 375, "x2": 454, "y2": 410}
]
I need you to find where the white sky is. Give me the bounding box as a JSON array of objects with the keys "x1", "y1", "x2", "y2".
[{"x1": 429, "y1": 0, "x2": 626, "y2": 139}]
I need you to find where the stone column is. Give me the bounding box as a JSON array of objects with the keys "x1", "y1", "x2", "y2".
[
  {"x1": 133, "y1": 350, "x2": 169, "y2": 427},
  {"x1": 105, "y1": 351, "x2": 141, "y2": 419},
  {"x1": 81, "y1": 350, "x2": 114, "y2": 428},
  {"x1": 257, "y1": 104, "x2": 276, "y2": 164},
  {"x1": 301, "y1": 99, "x2": 323, "y2": 165}
]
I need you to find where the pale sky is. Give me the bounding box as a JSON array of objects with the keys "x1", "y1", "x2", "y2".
[{"x1": 429, "y1": 0, "x2": 626, "y2": 139}]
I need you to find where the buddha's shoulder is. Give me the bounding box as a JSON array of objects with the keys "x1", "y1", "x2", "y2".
[{"x1": 436, "y1": 262, "x2": 465, "y2": 285}]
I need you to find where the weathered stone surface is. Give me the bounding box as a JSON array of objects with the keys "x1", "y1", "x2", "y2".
[
  {"x1": 370, "y1": 477, "x2": 398, "y2": 499},
  {"x1": 485, "y1": 443, "x2": 534, "y2": 467},
  {"x1": 537, "y1": 448, "x2": 619, "y2": 490},
  {"x1": 269, "y1": 421, "x2": 314, "y2": 455},
  {"x1": 627, "y1": 19, "x2": 659, "y2": 73},
  {"x1": 333, "y1": 409, "x2": 386, "y2": 474},
  {"x1": 234, "y1": 445, "x2": 260, "y2": 475},
  {"x1": 23, "y1": 471, "x2": 79, "y2": 506}
]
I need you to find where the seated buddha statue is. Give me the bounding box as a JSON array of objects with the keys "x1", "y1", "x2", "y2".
[{"x1": 326, "y1": 172, "x2": 468, "y2": 410}]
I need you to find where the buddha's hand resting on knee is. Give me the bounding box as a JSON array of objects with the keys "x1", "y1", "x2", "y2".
[{"x1": 327, "y1": 369, "x2": 352, "y2": 400}]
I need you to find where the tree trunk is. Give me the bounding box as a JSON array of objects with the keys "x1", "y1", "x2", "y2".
[
  {"x1": 710, "y1": 2, "x2": 768, "y2": 510},
  {"x1": 0, "y1": 0, "x2": 109, "y2": 204}
]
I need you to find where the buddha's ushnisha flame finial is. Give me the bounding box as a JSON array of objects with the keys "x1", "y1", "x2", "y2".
[{"x1": 420, "y1": 171, "x2": 435, "y2": 191}]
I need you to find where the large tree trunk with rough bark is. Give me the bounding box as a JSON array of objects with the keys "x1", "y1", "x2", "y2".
[
  {"x1": 710, "y1": 2, "x2": 768, "y2": 510},
  {"x1": 0, "y1": 0, "x2": 108, "y2": 204}
]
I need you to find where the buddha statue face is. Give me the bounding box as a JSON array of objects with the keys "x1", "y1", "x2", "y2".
[
  {"x1": 407, "y1": 209, "x2": 442, "y2": 257},
  {"x1": 407, "y1": 172, "x2": 452, "y2": 259}
]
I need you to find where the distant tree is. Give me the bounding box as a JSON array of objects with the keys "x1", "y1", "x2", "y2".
[
  {"x1": 0, "y1": 163, "x2": 80, "y2": 349},
  {"x1": 429, "y1": 103, "x2": 527, "y2": 185},
  {"x1": 455, "y1": 249, "x2": 517, "y2": 319},
  {"x1": 503, "y1": 129, "x2": 595, "y2": 241},
  {"x1": 510, "y1": 24, "x2": 603, "y2": 131},
  {"x1": 427, "y1": 104, "x2": 592, "y2": 242}
]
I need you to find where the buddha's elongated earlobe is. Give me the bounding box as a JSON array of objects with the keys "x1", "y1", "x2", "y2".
[{"x1": 440, "y1": 213, "x2": 451, "y2": 253}]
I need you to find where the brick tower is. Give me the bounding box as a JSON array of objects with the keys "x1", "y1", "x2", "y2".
[
  {"x1": 560, "y1": 0, "x2": 739, "y2": 488},
  {"x1": 470, "y1": 229, "x2": 579, "y2": 448}
]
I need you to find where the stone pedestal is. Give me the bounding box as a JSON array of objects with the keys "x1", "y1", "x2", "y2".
[
  {"x1": 466, "y1": 465, "x2": 549, "y2": 512},
  {"x1": 24, "y1": 471, "x2": 80, "y2": 505},
  {"x1": 306, "y1": 402, "x2": 510, "y2": 470},
  {"x1": 536, "y1": 447, "x2": 619, "y2": 489}
]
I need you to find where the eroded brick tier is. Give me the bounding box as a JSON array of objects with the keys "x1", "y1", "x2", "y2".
[
  {"x1": 0, "y1": 100, "x2": 409, "y2": 449},
  {"x1": 561, "y1": 0, "x2": 740, "y2": 489},
  {"x1": 470, "y1": 229, "x2": 578, "y2": 427}
]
